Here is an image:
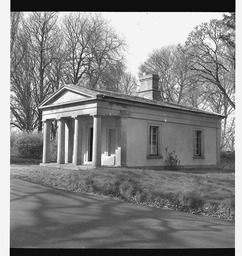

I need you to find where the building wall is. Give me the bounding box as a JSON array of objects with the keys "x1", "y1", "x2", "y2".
[
  {"x1": 125, "y1": 117, "x2": 218, "y2": 167},
  {"x1": 62, "y1": 113, "x2": 218, "y2": 167},
  {"x1": 97, "y1": 99, "x2": 221, "y2": 167}
]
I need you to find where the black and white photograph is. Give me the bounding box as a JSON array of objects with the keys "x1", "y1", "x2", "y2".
[{"x1": 3, "y1": 1, "x2": 239, "y2": 255}]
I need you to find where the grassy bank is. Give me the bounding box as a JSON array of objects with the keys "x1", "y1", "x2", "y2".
[{"x1": 10, "y1": 164, "x2": 235, "y2": 221}]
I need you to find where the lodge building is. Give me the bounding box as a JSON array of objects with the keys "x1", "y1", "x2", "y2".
[{"x1": 39, "y1": 74, "x2": 224, "y2": 168}]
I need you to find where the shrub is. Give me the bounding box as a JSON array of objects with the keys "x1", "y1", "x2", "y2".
[
  {"x1": 165, "y1": 147, "x2": 180, "y2": 170},
  {"x1": 10, "y1": 156, "x2": 42, "y2": 165},
  {"x1": 221, "y1": 151, "x2": 235, "y2": 169},
  {"x1": 15, "y1": 132, "x2": 43, "y2": 159},
  {"x1": 10, "y1": 131, "x2": 20, "y2": 157}
]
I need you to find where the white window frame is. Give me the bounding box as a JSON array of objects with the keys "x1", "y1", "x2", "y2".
[
  {"x1": 193, "y1": 128, "x2": 205, "y2": 159},
  {"x1": 147, "y1": 124, "x2": 162, "y2": 158}
]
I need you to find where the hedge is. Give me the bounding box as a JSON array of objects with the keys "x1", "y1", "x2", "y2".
[{"x1": 14, "y1": 132, "x2": 43, "y2": 159}]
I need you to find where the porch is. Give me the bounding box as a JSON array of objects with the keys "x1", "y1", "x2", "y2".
[{"x1": 42, "y1": 115, "x2": 124, "y2": 167}]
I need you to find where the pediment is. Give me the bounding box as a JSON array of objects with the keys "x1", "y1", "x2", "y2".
[
  {"x1": 40, "y1": 86, "x2": 96, "y2": 108},
  {"x1": 51, "y1": 90, "x2": 90, "y2": 105}
]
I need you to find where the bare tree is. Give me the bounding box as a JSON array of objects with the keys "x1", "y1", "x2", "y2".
[
  {"x1": 184, "y1": 19, "x2": 235, "y2": 109},
  {"x1": 184, "y1": 18, "x2": 235, "y2": 150},
  {"x1": 46, "y1": 27, "x2": 66, "y2": 93},
  {"x1": 23, "y1": 12, "x2": 61, "y2": 131},
  {"x1": 10, "y1": 22, "x2": 37, "y2": 131},
  {"x1": 220, "y1": 12, "x2": 235, "y2": 62},
  {"x1": 95, "y1": 60, "x2": 125, "y2": 92},
  {"x1": 10, "y1": 12, "x2": 23, "y2": 53},
  {"x1": 139, "y1": 45, "x2": 199, "y2": 105},
  {"x1": 10, "y1": 12, "x2": 62, "y2": 132},
  {"x1": 61, "y1": 12, "x2": 126, "y2": 88},
  {"x1": 118, "y1": 72, "x2": 138, "y2": 95}
]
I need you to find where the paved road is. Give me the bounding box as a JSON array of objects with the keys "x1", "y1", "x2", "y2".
[{"x1": 10, "y1": 178, "x2": 235, "y2": 248}]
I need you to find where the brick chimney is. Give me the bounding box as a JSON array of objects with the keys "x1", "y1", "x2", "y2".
[{"x1": 138, "y1": 73, "x2": 161, "y2": 101}]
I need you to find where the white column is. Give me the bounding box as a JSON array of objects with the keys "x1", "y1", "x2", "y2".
[
  {"x1": 115, "y1": 117, "x2": 121, "y2": 166},
  {"x1": 42, "y1": 120, "x2": 51, "y2": 163},
  {"x1": 73, "y1": 117, "x2": 82, "y2": 165},
  {"x1": 57, "y1": 119, "x2": 65, "y2": 164},
  {"x1": 92, "y1": 115, "x2": 102, "y2": 167}
]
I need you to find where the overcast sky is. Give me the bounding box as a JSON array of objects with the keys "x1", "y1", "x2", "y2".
[{"x1": 95, "y1": 12, "x2": 225, "y2": 78}]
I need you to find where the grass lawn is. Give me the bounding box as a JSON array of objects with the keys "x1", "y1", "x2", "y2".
[{"x1": 10, "y1": 164, "x2": 235, "y2": 221}]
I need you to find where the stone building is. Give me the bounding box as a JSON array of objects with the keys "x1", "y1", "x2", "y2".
[{"x1": 39, "y1": 74, "x2": 224, "y2": 168}]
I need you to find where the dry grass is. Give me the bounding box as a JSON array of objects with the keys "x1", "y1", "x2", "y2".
[{"x1": 10, "y1": 164, "x2": 235, "y2": 221}]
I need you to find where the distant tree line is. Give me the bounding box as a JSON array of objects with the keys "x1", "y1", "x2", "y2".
[
  {"x1": 139, "y1": 13, "x2": 235, "y2": 151},
  {"x1": 11, "y1": 12, "x2": 235, "y2": 151}
]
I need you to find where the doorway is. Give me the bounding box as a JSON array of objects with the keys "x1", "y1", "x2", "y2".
[
  {"x1": 87, "y1": 127, "x2": 93, "y2": 161},
  {"x1": 107, "y1": 128, "x2": 116, "y2": 156}
]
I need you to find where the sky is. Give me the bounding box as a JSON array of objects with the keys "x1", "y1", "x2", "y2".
[{"x1": 96, "y1": 12, "x2": 225, "y2": 78}]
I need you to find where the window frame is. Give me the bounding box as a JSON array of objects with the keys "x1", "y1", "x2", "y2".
[
  {"x1": 193, "y1": 128, "x2": 205, "y2": 159},
  {"x1": 147, "y1": 124, "x2": 162, "y2": 159}
]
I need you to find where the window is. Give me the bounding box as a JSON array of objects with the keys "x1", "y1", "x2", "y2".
[
  {"x1": 194, "y1": 129, "x2": 204, "y2": 158},
  {"x1": 148, "y1": 126, "x2": 159, "y2": 156}
]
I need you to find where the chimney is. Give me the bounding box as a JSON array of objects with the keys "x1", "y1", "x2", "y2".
[{"x1": 138, "y1": 73, "x2": 161, "y2": 101}]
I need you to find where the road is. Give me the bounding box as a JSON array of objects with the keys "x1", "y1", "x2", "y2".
[{"x1": 10, "y1": 178, "x2": 235, "y2": 248}]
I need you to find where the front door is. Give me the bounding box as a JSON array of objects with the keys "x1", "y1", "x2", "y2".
[
  {"x1": 87, "y1": 127, "x2": 93, "y2": 162},
  {"x1": 107, "y1": 128, "x2": 116, "y2": 156}
]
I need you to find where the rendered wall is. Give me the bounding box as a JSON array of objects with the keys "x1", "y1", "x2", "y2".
[{"x1": 125, "y1": 117, "x2": 218, "y2": 167}]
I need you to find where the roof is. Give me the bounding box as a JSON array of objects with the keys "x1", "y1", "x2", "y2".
[{"x1": 40, "y1": 84, "x2": 225, "y2": 119}]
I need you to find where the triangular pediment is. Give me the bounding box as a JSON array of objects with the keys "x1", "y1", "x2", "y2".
[
  {"x1": 50, "y1": 90, "x2": 90, "y2": 105},
  {"x1": 39, "y1": 85, "x2": 98, "y2": 108}
]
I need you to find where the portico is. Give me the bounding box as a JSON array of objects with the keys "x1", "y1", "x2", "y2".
[
  {"x1": 42, "y1": 115, "x2": 122, "y2": 167},
  {"x1": 39, "y1": 84, "x2": 126, "y2": 167}
]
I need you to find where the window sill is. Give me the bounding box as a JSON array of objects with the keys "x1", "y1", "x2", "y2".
[
  {"x1": 193, "y1": 155, "x2": 205, "y2": 159},
  {"x1": 147, "y1": 155, "x2": 163, "y2": 159}
]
